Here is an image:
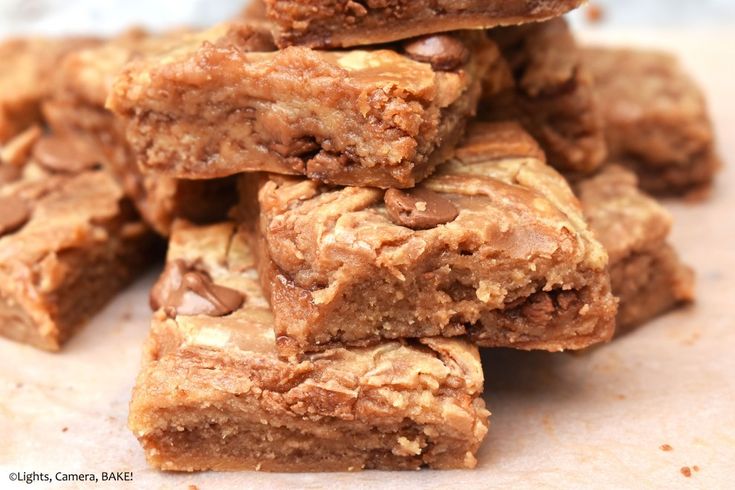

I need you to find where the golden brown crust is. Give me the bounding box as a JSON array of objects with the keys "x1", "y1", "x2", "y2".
[
  {"x1": 107, "y1": 22, "x2": 497, "y2": 188},
  {"x1": 480, "y1": 18, "x2": 607, "y2": 173},
  {"x1": 247, "y1": 122, "x2": 616, "y2": 356},
  {"x1": 583, "y1": 47, "x2": 721, "y2": 195},
  {"x1": 130, "y1": 220, "x2": 489, "y2": 471},
  {"x1": 261, "y1": 0, "x2": 585, "y2": 48},
  {"x1": 576, "y1": 166, "x2": 695, "y2": 331}
]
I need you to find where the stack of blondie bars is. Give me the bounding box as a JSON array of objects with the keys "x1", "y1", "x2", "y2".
[{"x1": 0, "y1": 0, "x2": 717, "y2": 472}]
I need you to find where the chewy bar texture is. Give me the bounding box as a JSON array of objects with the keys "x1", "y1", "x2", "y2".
[
  {"x1": 583, "y1": 48, "x2": 720, "y2": 195},
  {"x1": 130, "y1": 220, "x2": 490, "y2": 471},
  {"x1": 107, "y1": 22, "x2": 497, "y2": 188},
  {"x1": 577, "y1": 166, "x2": 695, "y2": 332},
  {"x1": 481, "y1": 18, "x2": 607, "y2": 173},
  {"x1": 250, "y1": 122, "x2": 617, "y2": 357},
  {"x1": 261, "y1": 0, "x2": 585, "y2": 48},
  {"x1": 0, "y1": 128, "x2": 157, "y2": 351},
  {"x1": 43, "y1": 31, "x2": 236, "y2": 236},
  {"x1": 0, "y1": 37, "x2": 99, "y2": 143}
]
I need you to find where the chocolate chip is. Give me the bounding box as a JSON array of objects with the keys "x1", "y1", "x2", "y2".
[
  {"x1": 150, "y1": 260, "x2": 186, "y2": 311},
  {"x1": 402, "y1": 34, "x2": 469, "y2": 71},
  {"x1": 384, "y1": 188, "x2": 458, "y2": 230},
  {"x1": 150, "y1": 259, "x2": 244, "y2": 317},
  {"x1": 33, "y1": 134, "x2": 103, "y2": 174},
  {"x1": 0, "y1": 195, "x2": 31, "y2": 237}
]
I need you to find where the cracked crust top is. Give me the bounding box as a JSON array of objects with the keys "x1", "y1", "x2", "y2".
[
  {"x1": 260, "y1": 121, "x2": 607, "y2": 292},
  {"x1": 107, "y1": 22, "x2": 495, "y2": 187},
  {"x1": 250, "y1": 122, "x2": 616, "y2": 354}
]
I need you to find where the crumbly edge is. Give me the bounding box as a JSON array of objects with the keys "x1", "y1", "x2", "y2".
[
  {"x1": 109, "y1": 32, "x2": 492, "y2": 187},
  {"x1": 0, "y1": 217, "x2": 158, "y2": 351},
  {"x1": 611, "y1": 243, "x2": 695, "y2": 333},
  {"x1": 574, "y1": 165, "x2": 696, "y2": 330},
  {"x1": 617, "y1": 149, "x2": 721, "y2": 197},
  {"x1": 259, "y1": 230, "x2": 615, "y2": 356},
  {"x1": 481, "y1": 19, "x2": 607, "y2": 172},
  {"x1": 251, "y1": 153, "x2": 615, "y2": 355},
  {"x1": 129, "y1": 316, "x2": 490, "y2": 471}
]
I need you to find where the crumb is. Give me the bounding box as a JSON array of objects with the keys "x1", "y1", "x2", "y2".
[
  {"x1": 188, "y1": 485, "x2": 199, "y2": 490},
  {"x1": 660, "y1": 444, "x2": 673, "y2": 451},
  {"x1": 693, "y1": 465, "x2": 700, "y2": 472},
  {"x1": 616, "y1": 394, "x2": 626, "y2": 400},
  {"x1": 682, "y1": 331, "x2": 701, "y2": 346},
  {"x1": 121, "y1": 310, "x2": 133, "y2": 321},
  {"x1": 585, "y1": 3, "x2": 604, "y2": 23},
  {"x1": 15, "y1": 382, "x2": 23, "y2": 389},
  {"x1": 681, "y1": 466, "x2": 692, "y2": 478},
  {"x1": 62, "y1": 427, "x2": 68, "y2": 433}
]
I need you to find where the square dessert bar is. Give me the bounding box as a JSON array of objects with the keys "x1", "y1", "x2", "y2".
[
  {"x1": 43, "y1": 31, "x2": 236, "y2": 236},
  {"x1": 583, "y1": 48, "x2": 720, "y2": 195},
  {"x1": 0, "y1": 128, "x2": 158, "y2": 351},
  {"x1": 0, "y1": 37, "x2": 99, "y2": 143},
  {"x1": 260, "y1": 0, "x2": 585, "y2": 48},
  {"x1": 130, "y1": 220, "x2": 489, "y2": 471},
  {"x1": 248, "y1": 122, "x2": 617, "y2": 357},
  {"x1": 107, "y1": 22, "x2": 499, "y2": 188},
  {"x1": 576, "y1": 166, "x2": 695, "y2": 332},
  {"x1": 481, "y1": 18, "x2": 607, "y2": 173}
]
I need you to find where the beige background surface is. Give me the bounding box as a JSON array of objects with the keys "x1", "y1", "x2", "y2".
[{"x1": 0, "y1": 28, "x2": 733, "y2": 490}]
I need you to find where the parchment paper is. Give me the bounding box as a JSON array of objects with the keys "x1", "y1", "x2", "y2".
[{"x1": 1, "y1": 28, "x2": 733, "y2": 490}]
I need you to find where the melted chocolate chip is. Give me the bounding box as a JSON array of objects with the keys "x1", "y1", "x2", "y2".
[
  {"x1": 150, "y1": 259, "x2": 244, "y2": 317},
  {"x1": 33, "y1": 134, "x2": 103, "y2": 174},
  {"x1": 150, "y1": 260, "x2": 186, "y2": 311},
  {"x1": 384, "y1": 188, "x2": 458, "y2": 230},
  {"x1": 402, "y1": 34, "x2": 469, "y2": 71},
  {"x1": 0, "y1": 195, "x2": 31, "y2": 237}
]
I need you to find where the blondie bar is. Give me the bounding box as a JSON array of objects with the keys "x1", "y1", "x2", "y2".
[
  {"x1": 0, "y1": 127, "x2": 157, "y2": 351},
  {"x1": 583, "y1": 48, "x2": 720, "y2": 195},
  {"x1": 261, "y1": 0, "x2": 585, "y2": 48},
  {"x1": 247, "y1": 122, "x2": 617, "y2": 357},
  {"x1": 130, "y1": 220, "x2": 489, "y2": 471},
  {"x1": 577, "y1": 166, "x2": 695, "y2": 331},
  {"x1": 43, "y1": 31, "x2": 236, "y2": 235},
  {"x1": 0, "y1": 37, "x2": 98, "y2": 143},
  {"x1": 481, "y1": 19, "x2": 607, "y2": 173},
  {"x1": 107, "y1": 22, "x2": 498, "y2": 188}
]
